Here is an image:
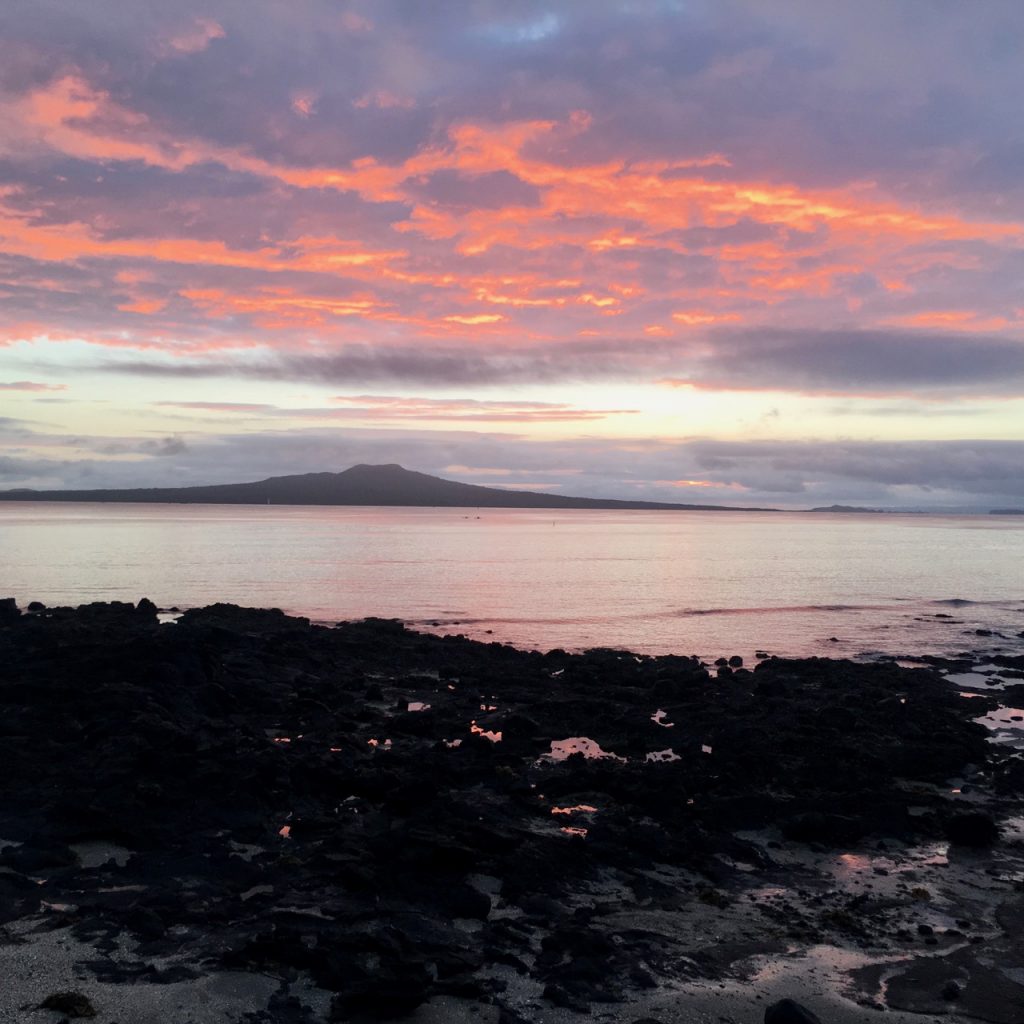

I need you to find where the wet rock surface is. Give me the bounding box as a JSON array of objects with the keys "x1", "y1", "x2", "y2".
[{"x1": 2, "y1": 600, "x2": 1024, "y2": 1022}]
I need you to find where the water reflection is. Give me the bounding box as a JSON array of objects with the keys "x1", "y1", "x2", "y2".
[{"x1": 5, "y1": 503, "x2": 1024, "y2": 659}]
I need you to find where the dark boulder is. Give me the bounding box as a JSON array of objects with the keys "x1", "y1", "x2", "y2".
[
  {"x1": 39, "y1": 992, "x2": 97, "y2": 1018},
  {"x1": 765, "y1": 997, "x2": 822, "y2": 1023},
  {"x1": 945, "y1": 810, "x2": 999, "y2": 847}
]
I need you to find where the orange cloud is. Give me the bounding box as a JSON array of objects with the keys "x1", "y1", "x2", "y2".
[
  {"x1": 672, "y1": 311, "x2": 743, "y2": 325},
  {"x1": 118, "y1": 298, "x2": 167, "y2": 315},
  {"x1": 4, "y1": 72, "x2": 1024, "y2": 358},
  {"x1": 443, "y1": 313, "x2": 505, "y2": 325},
  {"x1": 887, "y1": 310, "x2": 1017, "y2": 331}
]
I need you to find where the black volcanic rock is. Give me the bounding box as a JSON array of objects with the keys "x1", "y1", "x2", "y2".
[
  {"x1": 0, "y1": 462, "x2": 773, "y2": 511},
  {"x1": 945, "y1": 810, "x2": 999, "y2": 847},
  {"x1": 0, "y1": 602, "x2": 1006, "y2": 1019}
]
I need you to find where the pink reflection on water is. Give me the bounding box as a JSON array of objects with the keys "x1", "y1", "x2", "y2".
[
  {"x1": 651, "y1": 709, "x2": 674, "y2": 727},
  {"x1": 470, "y1": 722, "x2": 502, "y2": 742},
  {"x1": 560, "y1": 826, "x2": 588, "y2": 838},
  {"x1": 551, "y1": 804, "x2": 598, "y2": 815}
]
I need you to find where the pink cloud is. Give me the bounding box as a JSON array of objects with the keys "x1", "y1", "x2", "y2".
[
  {"x1": 165, "y1": 19, "x2": 225, "y2": 55},
  {"x1": 152, "y1": 395, "x2": 639, "y2": 423}
]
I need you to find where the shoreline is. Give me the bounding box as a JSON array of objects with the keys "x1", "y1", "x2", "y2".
[{"x1": 2, "y1": 599, "x2": 1024, "y2": 1023}]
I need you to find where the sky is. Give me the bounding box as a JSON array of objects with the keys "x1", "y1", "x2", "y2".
[{"x1": 2, "y1": 0, "x2": 1024, "y2": 509}]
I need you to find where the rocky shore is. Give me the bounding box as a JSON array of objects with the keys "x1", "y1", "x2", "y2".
[{"x1": 2, "y1": 599, "x2": 1024, "y2": 1023}]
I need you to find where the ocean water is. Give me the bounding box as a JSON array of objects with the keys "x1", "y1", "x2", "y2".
[{"x1": 1, "y1": 502, "x2": 1022, "y2": 661}]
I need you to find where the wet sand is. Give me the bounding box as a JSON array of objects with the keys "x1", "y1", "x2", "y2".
[{"x1": 2, "y1": 599, "x2": 1024, "y2": 1024}]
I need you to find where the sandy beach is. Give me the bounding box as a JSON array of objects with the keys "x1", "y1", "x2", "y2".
[{"x1": 2, "y1": 599, "x2": 1024, "y2": 1024}]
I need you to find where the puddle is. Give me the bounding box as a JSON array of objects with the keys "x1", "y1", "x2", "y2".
[
  {"x1": 40, "y1": 901, "x2": 76, "y2": 912},
  {"x1": 470, "y1": 723, "x2": 502, "y2": 742},
  {"x1": 541, "y1": 737, "x2": 626, "y2": 762},
  {"x1": 559, "y1": 825, "x2": 588, "y2": 838},
  {"x1": 550, "y1": 804, "x2": 598, "y2": 815},
  {"x1": 69, "y1": 841, "x2": 133, "y2": 869},
  {"x1": 651, "y1": 709, "x2": 674, "y2": 727},
  {"x1": 407, "y1": 702, "x2": 431, "y2": 712},
  {"x1": 701, "y1": 743, "x2": 713, "y2": 755},
  {"x1": 367, "y1": 738, "x2": 392, "y2": 749},
  {"x1": 645, "y1": 748, "x2": 682, "y2": 763},
  {"x1": 240, "y1": 884, "x2": 274, "y2": 901},
  {"x1": 976, "y1": 706, "x2": 1024, "y2": 748},
  {"x1": 975, "y1": 707, "x2": 1024, "y2": 728},
  {"x1": 945, "y1": 665, "x2": 1008, "y2": 687}
]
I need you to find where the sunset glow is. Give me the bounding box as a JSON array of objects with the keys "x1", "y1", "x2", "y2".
[{"x1": 2, "y1": 2, "x2": 1023, "y2": 507}]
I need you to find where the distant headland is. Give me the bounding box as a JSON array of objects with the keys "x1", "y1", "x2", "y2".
[{"x1": 0, "y1": 463, "x2": 777, "y2": 512}]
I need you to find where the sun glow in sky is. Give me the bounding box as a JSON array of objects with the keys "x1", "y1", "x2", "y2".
[{"x1": 2, "y1": 1, "x2": 1024, "y2": 507}]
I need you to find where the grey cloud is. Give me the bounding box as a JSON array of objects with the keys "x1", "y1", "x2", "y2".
[
  {"x1": 84, "y1": 338, "x2": 675, "y2": 388},
  {"x1": 687, "y1": 438, "x2": 1024, "y2": 497},
  {"x1": 684, "y1": 328, "x2": 1024, "y2": 398},
  {"x1": 151, "y1": 435, "x2": 188, "y2": 456},
  {"x1": 87, "y1": 327, "x2": 1024, "y2": 398}
]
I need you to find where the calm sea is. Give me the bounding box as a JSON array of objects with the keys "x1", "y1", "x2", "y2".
[{"x1": 1, "y1": 502, "x2": 1022, "y2": 661}]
